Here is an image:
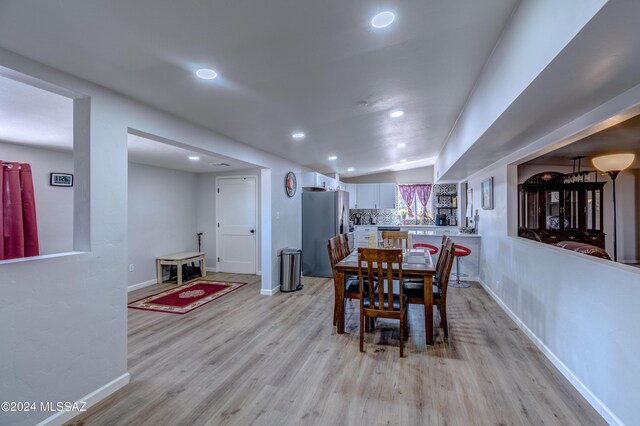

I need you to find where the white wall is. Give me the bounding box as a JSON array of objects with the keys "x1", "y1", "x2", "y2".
[
  {"x1": 457, "y1": 81, "x2": 640, "y2": 425},
  {"x1": 128, "y1": 163, "x2": 198, "y2": 287},
  {"x1": 468, "y1": 161, "x2": 640, "y2": 425},
  {"x1": 436, "y1": 0, "x2": 608, "y2": 180},
  {"x1": 0, "y1": 47, "x2": 303, "y2": 425},
  {"x1": 0, "y1": 141, "x2": 74, "y2": 255},
  {"x1": 0, "y1": 67, "x2": 128, "y2": 426}
]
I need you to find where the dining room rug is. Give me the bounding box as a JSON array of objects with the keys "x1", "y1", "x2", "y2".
[{"x1": 128, "y1": 280, "x2": 247, "y2": 314}]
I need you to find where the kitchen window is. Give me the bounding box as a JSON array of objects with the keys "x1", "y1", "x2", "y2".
[{"x1": 396, "y1": 184, "x2": 434, "y2": 225}]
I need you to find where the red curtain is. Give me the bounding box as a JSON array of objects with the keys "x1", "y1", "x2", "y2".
[
  {"x1": 398, "y1": 184, "x2": 416, "y2": 215},
  {"x1": 415, "y1": 184, "x2": 432, "y2": 212},
  {"x1": 1, "y1": 162, "x2": 39, "y2": 260}
]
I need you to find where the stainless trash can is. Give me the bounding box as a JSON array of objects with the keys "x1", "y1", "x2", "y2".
[{"x1": 280, "y1": 248, "x2": 303, "y2": 292}]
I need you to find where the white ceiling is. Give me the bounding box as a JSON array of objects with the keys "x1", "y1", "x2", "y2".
[
  {"x1": 0, "y1": 75, "x2": 257, "y2": 173},
  {"x1": 0, "y1": 76, "x2": 72, "y2": 151},
  {"x1": 127, "y1": 134, "x2": 257, "y2": 173},
  {"x1": 438, "y1": 1, "x2": 640, "y2": 181},
  {"x1": 0, "y1": 0, "x2": 519, "y2": 177}
]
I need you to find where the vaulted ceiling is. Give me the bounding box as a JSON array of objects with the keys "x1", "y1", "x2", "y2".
[{"x1": 0, "y1": 0, "x2": 519, "y2": 177}]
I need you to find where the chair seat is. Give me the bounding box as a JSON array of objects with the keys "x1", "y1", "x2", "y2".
[
  {"x1": 403, "y1": 277, "x2": 441, "y2": 286},
  {"x1": 362, "y1": 293, "x2": 408, "y2": 310},
  {"x1": 402, "y1": 281, "x2": 442, "y2": 300}
]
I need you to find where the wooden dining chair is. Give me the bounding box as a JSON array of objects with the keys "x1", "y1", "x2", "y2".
[
  {"x1": 380, "y1": 230, "x2": 410, "y2": 250},
  {"x1": 328, "y1": 235, "x2": 370, "y2": 325},
  {"x1": 406, "y1": 236, "x2": 450, "y2": 286},
  {"x1": 338, "y1": 233, "x2": 351, "y2": 258},
  {"x1": 358, "y1": 248, "x2": 407, "y2": 357},
  {"x1": 328, "y1": 237, "x2": 348, "y2": 325},
  {"x1": 402, "y1": 239, "x2": 455, "y2": 338}
]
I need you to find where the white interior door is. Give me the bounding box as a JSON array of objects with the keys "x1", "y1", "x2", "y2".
[{"x1": 217, "y1": 177, "x2": 257, "y2": 274}]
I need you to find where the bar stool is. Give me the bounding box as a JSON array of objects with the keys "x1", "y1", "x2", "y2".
[
  {"x1": 450, "y1": 244, "x2": 471, "y2": 288},
  {"x1": 412, "y1": 243, "x2": 439, "y2": 255}
]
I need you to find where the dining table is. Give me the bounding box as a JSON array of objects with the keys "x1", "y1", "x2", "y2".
[{"x1": 333, "y1": 249, "x2": 437, "y2": 345}]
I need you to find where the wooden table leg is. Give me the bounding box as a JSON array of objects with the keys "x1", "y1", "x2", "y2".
[
  {"x1": 336, "y1": 270, "x2": 346, "y2": 334},
  {"x1": 156, "y1": 260, "x2": 163, "y2": 285},
  {"x1": 177, "y1": 261, "x2": 183, "y2": 286},
  {"x1": 424, "y1": 274, "x2": 434, "y2": 345},
  {"x1": 200, "y1": 256, "x2": 206, "y2": 277}
]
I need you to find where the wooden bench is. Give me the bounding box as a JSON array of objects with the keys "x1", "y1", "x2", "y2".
[{"x1": 156, "y1": 252, "x2": 206, "y2": 286}]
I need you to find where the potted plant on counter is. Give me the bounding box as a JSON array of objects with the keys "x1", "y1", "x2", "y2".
[{"x1": 400, "y1": 209, "x2": 409, "y2": 223}]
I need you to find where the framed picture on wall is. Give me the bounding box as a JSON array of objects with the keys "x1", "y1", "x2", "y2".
[
  {"x1": 50, "y1": 173, "x2": 73, "y2": 187},
  {"x1": 481, "y1": 177, "x2": 493, "y2": 210}
]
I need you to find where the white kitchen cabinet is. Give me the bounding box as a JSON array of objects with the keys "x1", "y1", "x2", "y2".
[
  {"x1": 353, "y1": 183, "x2": 396, "y2": 209},
  {"x1": 354, "y1": 226, "x2": 378, "y2": 248},
  {"x1": 356, "y1": 183, "x2": 378, "y2": 208},
  {"x1": 345, "y1": 184, "x2": 357, "y2": 209},
  {"x1": 302, "y1": 172, "x2": 340, "y2": 190},
  {"x1": 378, "y1": 183, "x2": 397, "y2": 209}
]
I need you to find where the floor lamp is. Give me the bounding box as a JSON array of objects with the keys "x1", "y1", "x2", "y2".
[{"x1": 592, "y1": 153, "x2": 635, "y2": 262}]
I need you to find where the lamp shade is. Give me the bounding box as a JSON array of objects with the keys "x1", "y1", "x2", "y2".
[{"x1": 592, "y1": 153, "x2": 635, "y2": 172}]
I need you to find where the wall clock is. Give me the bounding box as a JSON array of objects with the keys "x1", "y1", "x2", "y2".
[{"x1": 285, "y1": 171, "x2": 297, "y2": 197}]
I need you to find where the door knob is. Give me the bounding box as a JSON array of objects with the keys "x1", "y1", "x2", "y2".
[{"x1": 250, "y1": 229, "x2": 255, "y2": 234}]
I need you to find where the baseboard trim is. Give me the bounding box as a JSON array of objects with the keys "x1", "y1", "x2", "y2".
[
  {"x1": 478, "y1": 280, "x2": 622, "y2": 426},
  {"x1": 260, "y1": 287, "x2": 280, "y2": 296},
  {"x1": 206, "y1": 267, "x2": 218, "y2": 272},
  {"x1": 127, "y1": 278, "x2": 156, "y2": 292},
  {"x1": 36, "y1": 372, "x2": 130, "y2": 426}
]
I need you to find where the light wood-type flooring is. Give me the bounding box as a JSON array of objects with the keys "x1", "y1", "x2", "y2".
[{"x1": 68, "y1": 273, "x2": 605, "y2": 425}]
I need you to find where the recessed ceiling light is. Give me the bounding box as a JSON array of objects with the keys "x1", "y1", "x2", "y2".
[
  {"x1": 189, "y1": 156, "x2": 200, "y2": 161},
  {"x1": 400, "y1": 159, "x2": 407, "y2": 163},
  {"x1": 371, "y1": 11, "x2": 395, "y2": 28},
  {"x1": 291, "y1": 132, "x2": 305, "y2": 139},
  {"x1": 195, "y1": 69, "x2": 218, "y2": 80},
  {"x1": 328, "y1": 156, "x2": 337, "y2": 160},
  {"x1": 397, "y1": 143, "x2": 407, "y2": 148},
  {"x1": 347, "y1": 167, "x2": 355, "y2": 172},
  {"x1": 390, "y1": 110, "x2": 404, "y2": 118}
]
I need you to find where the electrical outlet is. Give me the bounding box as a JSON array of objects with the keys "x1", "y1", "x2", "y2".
[
  {"x1": 276, "y1": 211, "x2": 280, "y2": 220},
  {"x1": 129, "y1": 264, "x2": 135, "y2": 272}
]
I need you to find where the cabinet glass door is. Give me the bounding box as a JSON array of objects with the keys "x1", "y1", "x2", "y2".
[
  {"x1": 522, "y1": 189, "x2": 539, "y2": 229},
  {"x1": 545, "y1": 190, "x2": 561, "y2": 230},
  {"x1": 585, "y1": 188, "x2": 602, "y2": 231},
  {"x1": 564, "y1": 189, "x2": 580, "y2": 230}
]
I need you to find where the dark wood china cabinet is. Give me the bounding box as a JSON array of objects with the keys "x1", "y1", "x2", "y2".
[{"x1": 518, "y1": 171, "x2": 606, "y2": 248}]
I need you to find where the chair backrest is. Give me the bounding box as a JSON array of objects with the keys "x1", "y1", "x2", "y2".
[
  {"x1": 327, "y1": 236, "x2": 344, "y2": 267},
  {"x1": 338, "y1": 233, "x2": 351, "y2": 258},
  {"x1": 380, "y1": 230, "x2": 409, "y2": 250},
  {"x1": 437, "y1": 240, "x2": 456, "y2": 294},
  {"x1": 357, "y1": 248, "x2": 403, "y2": 312},
  {"x1": 434, "y1": 236, "x2": 450, "y2": 278}
]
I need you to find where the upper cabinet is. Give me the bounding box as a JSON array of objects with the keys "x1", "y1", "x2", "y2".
[
  {"x1": 378, "y1": 183, "x2": 397, "y2": 209},
  {"x1": 302, "y1": 172, "x2": 342, "y2": 191},
  {"x1": 356, "y1": 184, "x2": 379, "y2": 209},
  {"x1": 353, "y1": 183, "x2": 396, "y2": 209},
  {"x1": 345, "y1": 184, "x2": 357, "y2": 209}
]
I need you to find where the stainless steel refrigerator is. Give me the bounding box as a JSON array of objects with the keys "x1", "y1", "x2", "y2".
[{"x1": 302, "y1": 190, "x2": 349, "y2": 277}]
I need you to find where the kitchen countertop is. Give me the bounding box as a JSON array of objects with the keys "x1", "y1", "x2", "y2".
[
  {"x1": 407, "y1": 230, "x2": 481, "y2": 237},
  {"x1": 353, "y1": 225, "x2": 479, "y2": 237}
]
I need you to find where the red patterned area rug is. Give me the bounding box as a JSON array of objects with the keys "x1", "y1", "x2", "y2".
[{"x1": 128, "y1": 280, "x2": 247, "y2": 314}]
